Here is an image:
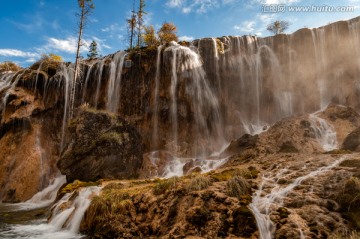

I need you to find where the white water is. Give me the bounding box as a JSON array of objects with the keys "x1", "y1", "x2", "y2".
[
  {"x1": 162, "y1": 156, "x2": 228, "y2": 178},
  {"x1": 250, "y1": 157, "x2": 346, "y2": 239},
  {"x1": 106, "y1": 51, "x2": 126, "y2": 112},
  {"x1": 151, "y1": 45, "x2": 163, "y2": 150},
  {"x1": 164, "y1": 42, "x2": 227, "y2": 157},
  {"x1": 309, "y1": 111, "x2": 338, "y2": 151},
  {"x1": 0, "y1": 222, "x2": 83, "y2": 239},
  {"x1": 49, "y1": 186, "x2": 101, "y2": 233},
  {"x1": 24, "y1": 176, "x2": 66, "y2": 208}
]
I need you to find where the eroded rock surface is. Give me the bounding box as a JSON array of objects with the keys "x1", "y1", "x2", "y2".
[{"x1": 58, "y1": 108, "x2": 144, "y2": 182}]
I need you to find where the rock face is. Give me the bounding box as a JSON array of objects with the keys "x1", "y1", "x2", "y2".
[
  {"x1": 58, "y1": 108, "x2": 143, "y2": 182},
  {"x1": 0, "y1": 69, "x2": 62, "y2": 202},
  {"x1": 224, "y1": 104, "x2": 360, "y2": 157}
]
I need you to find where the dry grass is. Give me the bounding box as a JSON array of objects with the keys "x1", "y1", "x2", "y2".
[
  {"x1": 226, "y1": 176, "x2": 251, "y2": 199},
  {"x1": 186, "y1": 175, "x2": 212, "y2": 192},
  {"x1": 153, "y1": 177, "x2": 179, "y2": 195},
  {"x1": 329, "y1": 231, "x2": 360, "y2": 239}
]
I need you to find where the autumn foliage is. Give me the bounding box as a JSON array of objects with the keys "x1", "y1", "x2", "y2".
[{"x1": 158, "y1": 22, "x2": 178, "y2": 44}]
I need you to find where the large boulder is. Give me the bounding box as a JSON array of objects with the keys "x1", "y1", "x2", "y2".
[
  {"x1": 58, "y1": 108, "x2": 143, "y2": 182},
  {"x1": 343, "y1": 127, "x2": 360, "y2": 151}
]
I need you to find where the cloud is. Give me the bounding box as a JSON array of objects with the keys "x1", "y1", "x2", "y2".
[
  {"x1": 101, "y1": 23, "x2": 122, "y2": 32},
  {"x1": 0, "y1": 49, "x2": 39, "y2": 58},
  {"x1": 166, "y1": 0, "x2": 229, "y2": 13},
  {"x1": 234, "y1": 21, "x2": 256, "y2": 32},
  {"x1": 259, "y1": 0, "x2": 300, "y2": 3},
  {"x1": 166, "y1": 0, "x2": 185, "y2": 7},
  {"x1": 89, "y1": 18, "x2": 99, "y2": 23},
  {"x1": 179, "y1": 35, "x2": 195, "y2": 41},
  {"x1": 8, "y1": 14, "x2": 44, "y2": 33},
  {"x1": 26, "y1": 57, "x2": 37, "y2": 63},
  {"x1": 44, "y1": 37, "x2": 79, "y2": 53}
]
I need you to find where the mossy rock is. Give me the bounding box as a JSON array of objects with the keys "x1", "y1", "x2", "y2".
[
  {"x1": 210, "y1": 167, "x2": 258, "y2": 182},
  {"x1": 58, "y1": 108, "x2": 143, "y2": 182},
  {"x1": 57, "y1": 180, "x2": 99, "y2": 199},
  {"x1": 278, "y1": 141, "x2": 299, "y2": 153},
  {"x1": 324, "y1": 149, "x2": 352, "y2": 155},
  {"x1": 232, "y1": 206, "x2": 257, "y2": 237}
]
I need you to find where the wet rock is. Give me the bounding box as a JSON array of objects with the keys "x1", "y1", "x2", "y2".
[
  {"x1": 278, "y1": 141, "x2": 299, "y2": 153},
  {"x1": 224, "y1": 134, "x2": 258, "y2": 155},
  {"x1": 343, "y1": 127, "x2": 360, "y2": 151},
  {"x1": 58, "y1": 108, "x2": 143, "y2": 182}
]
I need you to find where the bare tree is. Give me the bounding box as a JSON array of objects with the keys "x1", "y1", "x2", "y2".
[
  {"x1": 136, "y1": 0, "x2": 146, "y2": 48},
  {"x1": 267, "y1": 20, "x2": 290, "y2": 35},
  {"x1": 127, "y1": 0, "x2": 137, "y2": 49},
  {"x1": 70, "y1": 0, "x2": 94, "y2": 118}
]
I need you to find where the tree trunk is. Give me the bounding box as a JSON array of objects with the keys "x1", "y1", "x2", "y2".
[{"x1": 70, "y1": 2, "x2": 85, "y2": 118}]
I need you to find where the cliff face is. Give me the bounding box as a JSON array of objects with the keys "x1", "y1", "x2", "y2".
[{"x1": 1, "y1": 17, "x2": 360, "y2": 202}]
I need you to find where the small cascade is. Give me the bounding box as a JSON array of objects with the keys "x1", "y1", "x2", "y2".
[
  {"x1": 250, "y1": 157, "x2": 346, "y2": 239},
  {"x1": 1, "y1": 71, "x2": 24, "y2": 121},
  {"x1": 49, "y1": 186, "x2": 101, "y2": 233},
  {"x1": 161, "y1": 155, "x2": 228, "y2": 179},
  {"x1": 12, "y1": 176, "x2": 67, "y2": 209},
  {"x1": 81, "y1": 62, "x2": 95, "y2": 102},
  {"x1": 106, "y1": 51, "x2": 126, "y2": 112},
  {"x1": 309, "y1": 111, "x2": 337, "y2": 151}
]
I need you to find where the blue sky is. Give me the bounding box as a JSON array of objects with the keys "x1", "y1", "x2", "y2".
[{"x1": 0, "y1": 0, "x2": 359, "y2": 66}]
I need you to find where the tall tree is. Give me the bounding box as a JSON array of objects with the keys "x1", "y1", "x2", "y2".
[
  {"x1": 127, "y1": 0, "x2": 137, "y2": 49},
  {"x1": 70, "y1": 0, "x2": 94, "y2": 118},
  {"x1": 87, "y1": 40, "x2": 99, "y2": 58},
  {"x1": 158, "y1": 22, "x2": 178, "y2": 44},
  {"x1": 136, "y1": 0, "x2": 146, "y2": 48},
  {"x1": 266, "y1": 20, "x2": 290, "y2": 35}
]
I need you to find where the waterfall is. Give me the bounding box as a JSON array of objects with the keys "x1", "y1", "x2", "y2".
[
  {"x1": 162, "y1": 42, "x2": 226, "y2": 157},
  {"x1": 19, "y1": 176, "x2": 66, "y2": 209},
  {"x1": 250, "y1": 157, "x2": 346, "y2": 239},
  {"x1": 309, "y1": 111, "x2": 337, "y2": 151},
  {"x1": 151, "y1": 46, "x2": 163, "y2": 150},
  {"x1": 49, "y1": 186, "x2": 101, "y2": 233},
  {"x1": 59, "y1": 64, "x2": 74, "y2": 151},
  {"x1": 106, "y1": 51, "x2": 126, "y2": 112},
  {"x1": 94, "y1": 59, "x2": 105, "y2": 108}
]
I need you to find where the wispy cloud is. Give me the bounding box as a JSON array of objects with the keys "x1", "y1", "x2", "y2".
[
  {"x1": 0, "y1": 49, "x2": 39, "y2": 58},
  {"x1": 234, "y1": 21, "x2": 256, "y2": 32},
  {"x1": 38, "y1": 36, "x2": 111, "y2": 55},
  {"x1": 258, "y1": 0, "x2": 301, "y2": 4},
  {"x1": 179, "y1": 35, "x2": 195, "y2": 41},
  {"x1": 166, "y1": 0, "x2": 234, "y2": 14}
]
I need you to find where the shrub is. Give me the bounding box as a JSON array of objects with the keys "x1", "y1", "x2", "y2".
[
  {"x1": 226, "y1": 176, "x2": 251, "y2": 199},
  {"x1": 153, "y1": 177, "x2": 179, "y2": 195},
  {"x1": 0, "y1": 61, "x2": 21, "y2": 73},
  {"x1": 29, "y1": 53, "x2": 63, "y2": 75},
  {"x1": 186, "y1": 175, "x2": 212, "y2": 192}
]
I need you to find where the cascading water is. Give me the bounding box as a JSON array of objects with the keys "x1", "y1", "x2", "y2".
[
  {"x1": 250, "y1": 157, "x2": 347, "y2": 239},
  {"x1": 151, "y1": 45, "x2": 163, "y2": 150},
  {"x1": 106, "y1": 51, "x2": 126, "y2": 112},
  {"x1": 309, "y1": 111, "x2": 338, "y2": 151},
  {"x1": 163, "y1": 42, "x2": 226, "y2": 157},
  {"x1": 0, "y1": 182, "x2": 100, "y2": 239},
  {"x1": 49, "y1": 186, "x2": 101, "y2": 233}
]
